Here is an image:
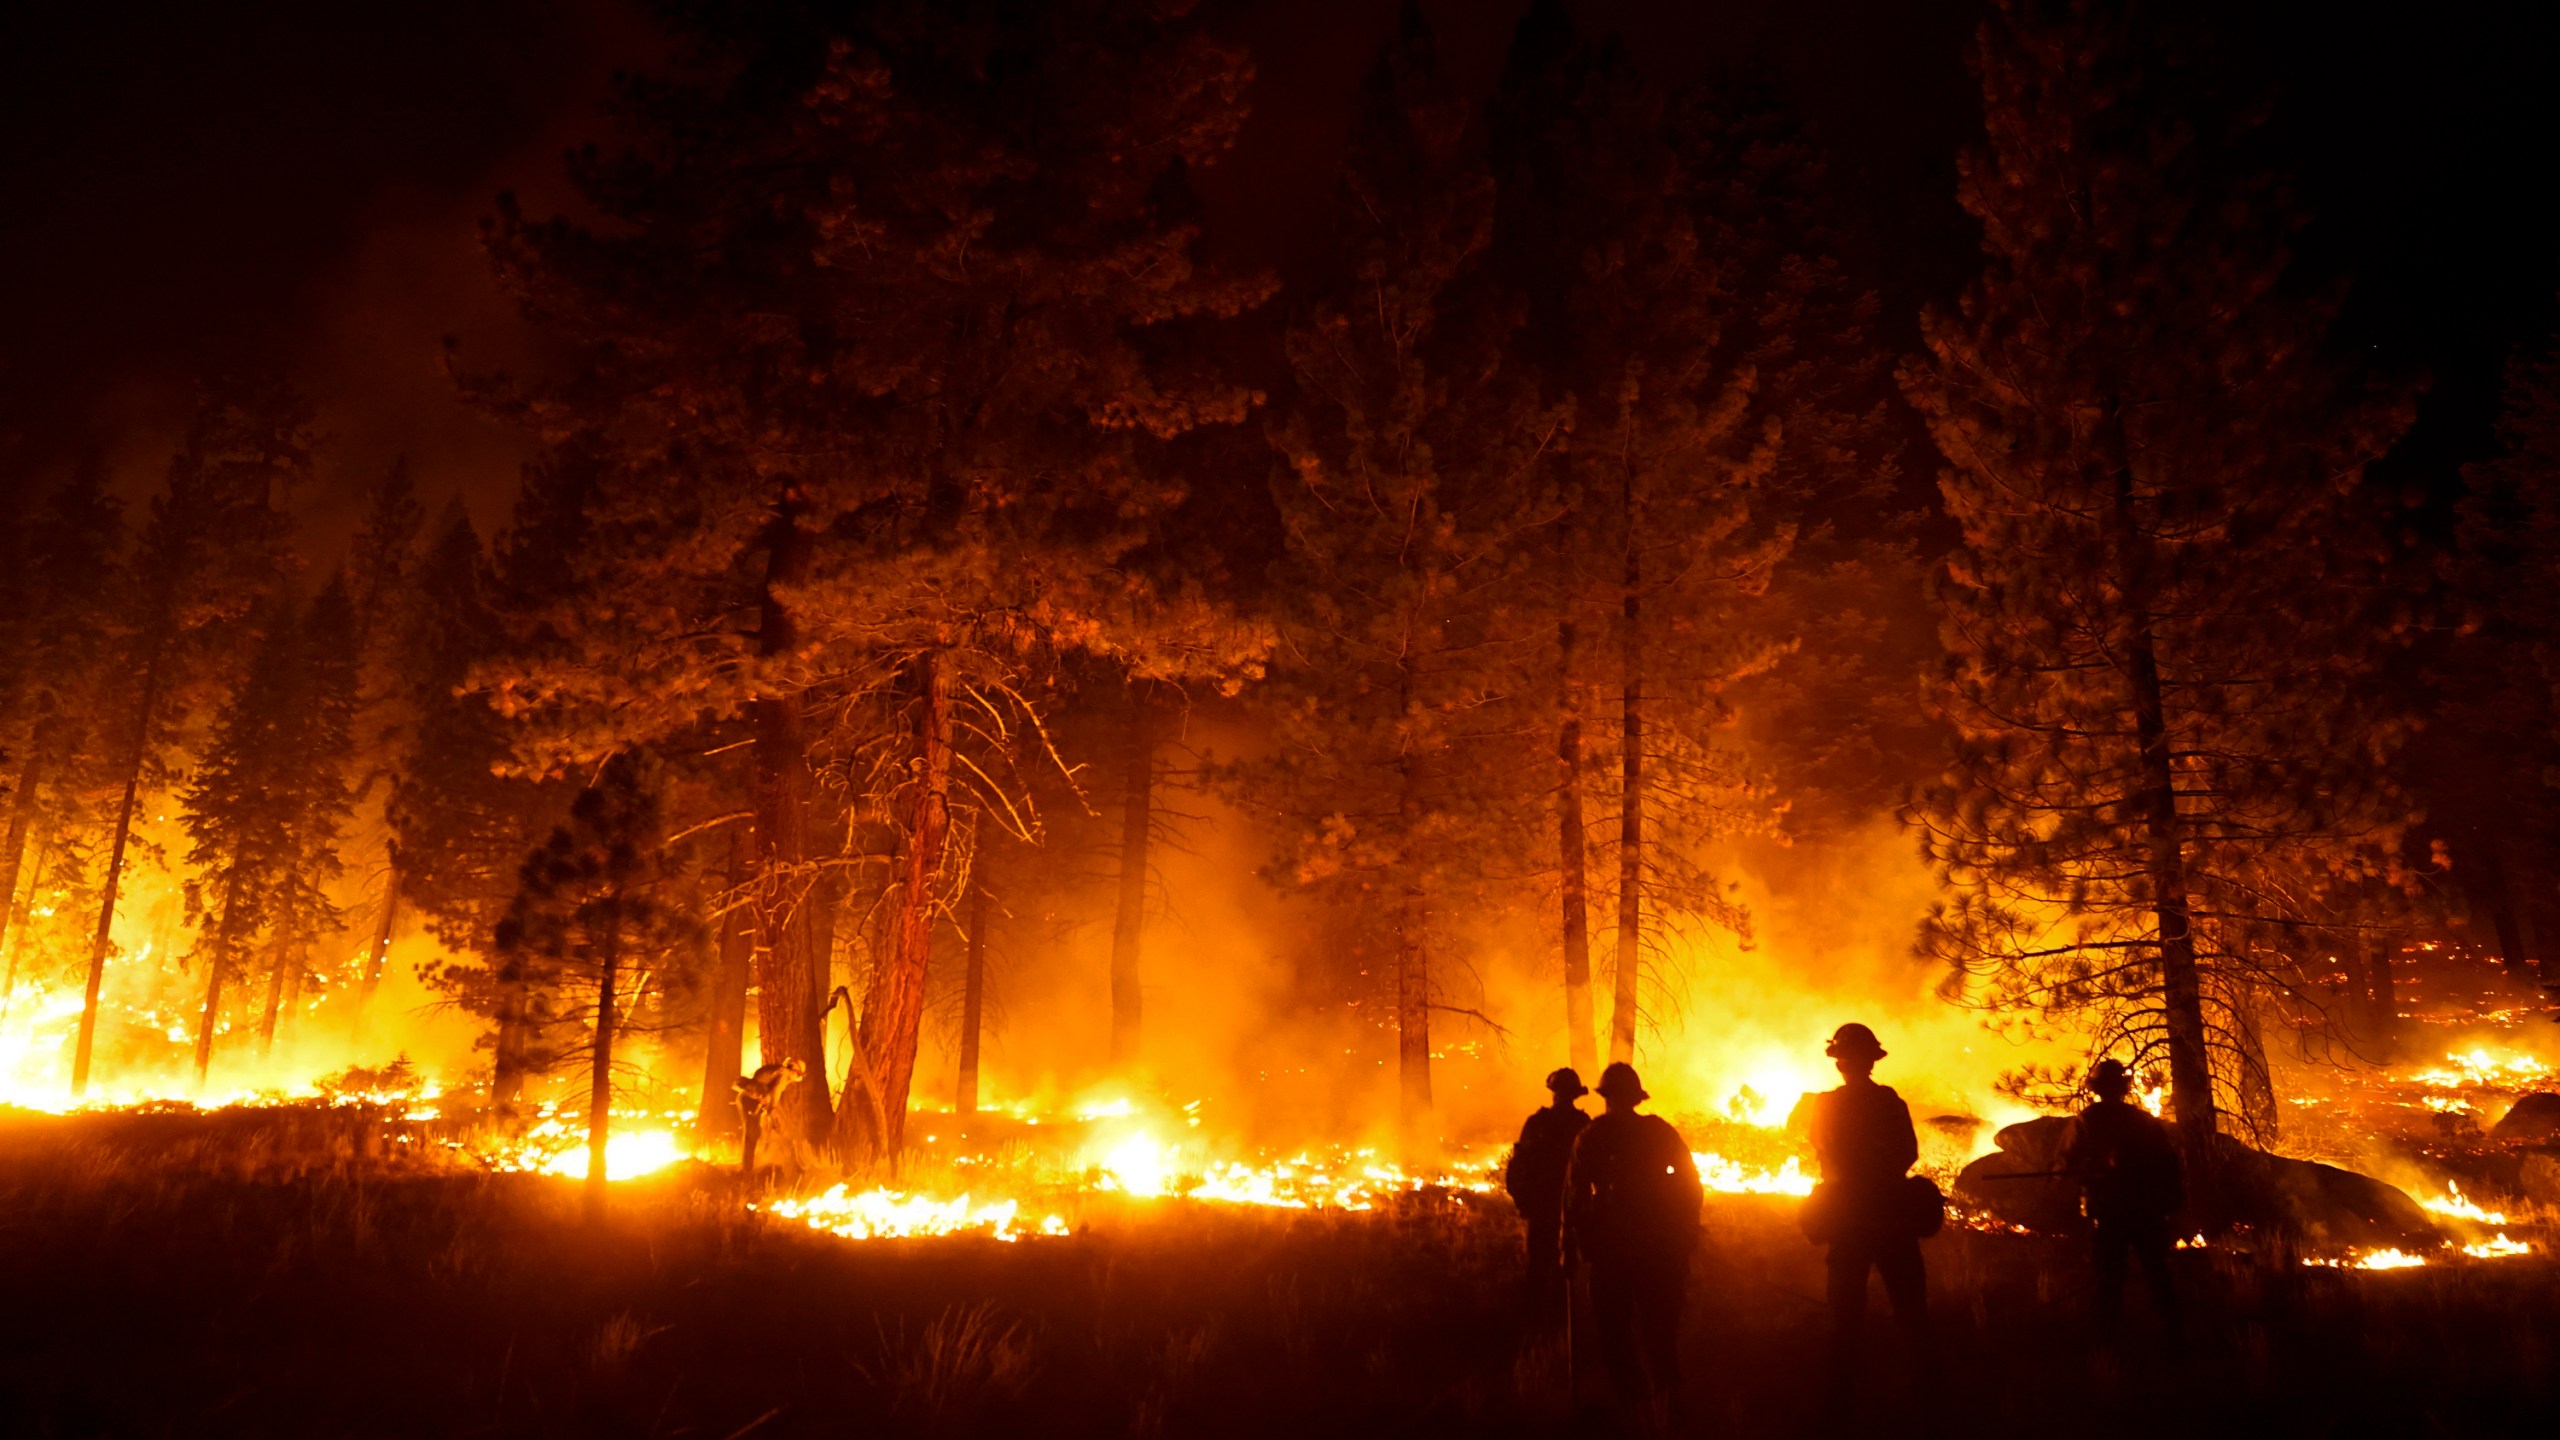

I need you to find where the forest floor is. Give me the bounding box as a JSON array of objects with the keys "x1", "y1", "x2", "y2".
[{"x1": 0, "y1": 1106, "x2": 2552, "y2": 1440}]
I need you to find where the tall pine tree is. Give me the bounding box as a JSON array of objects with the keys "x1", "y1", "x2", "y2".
[
  {"x1": 1254, "y1": 7, "x2": 1560, "y2": 1140},
  {"x1": 75, "y1": 377, "x2": 304, "y2": 1094},
  {"x1": 1905, "y1": 0, "x2": 2416, "y2": 1182},
  {"x1": 476, "y1": 0, "x2": 1266, "y2": 1159},
  {"x1": 178, "y1": 583, "x2": 360, "y2": 1083}
]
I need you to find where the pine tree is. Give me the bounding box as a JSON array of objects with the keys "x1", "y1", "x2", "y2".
[
  {"x1": 257, "y1": 580, "x2": 360, "y2": 1049},
  {"x1": 344, "y1": 458, "x2": 426, "y2": 1027},
  {"x1": 75, "y1": 376, "x2": 305, "y2": 1095},
  {"x1": 395, "y1": 506, "x2": 565, "y2": 1105},
  {"x1": 178, "y1": 583, "x2": 359, "y2": 1082},
  {"x1": 0, "y1": 457, "x2": 123, "y2": 976},
  {"x1": 475, "y1": 0, "x2": 1267, "y2": 1159},
  {"x1": 2443, "y1": 335, "x2": 2560, "y2": 985},
  {"x1": 1253, "y1": 7, "x2": 1559, "y2": 1141},
  {"x1": 490, "y1": 749, "x2": 690, "y2": 1218},
  {"x1": 1904, "y1": 0, "x2": 2416, "y2": 1185},
  {"x1": 1491, "y1": 4, "x2": 1863, "y2": 1067}
]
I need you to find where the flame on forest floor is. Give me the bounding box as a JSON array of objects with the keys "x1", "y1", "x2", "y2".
[
  {"x1": 2408, "y1": 1047, "x2": 2554, "y2": 1091},
  {"x1": 2421, "y1": 1181, "x2": 2509, "y2": 1227},
  {"x1": 2305, "y1": 1248, "x2": 2433, "y2": 1271},
  {"x1": 456, "y1": 1105, "x2": 693, "y2": 1182},
  {"x1": 2302, "y1": 1235, "x2": 2544, "y2": 1270},
  {"x1": 751, "y1": 1104, "x2": 1823, "y2": 1248},
  {"x1": 768, "y1": 1187, "x2": 1070, "y2": 1242}
]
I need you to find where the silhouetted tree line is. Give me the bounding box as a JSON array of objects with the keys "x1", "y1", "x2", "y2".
[{"x1": 0, "y1": 0, "x2": 2548, "y2": 1188}]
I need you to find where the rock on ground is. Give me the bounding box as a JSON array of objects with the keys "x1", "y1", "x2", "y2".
[{"x1": 1955, "y1": 1115, "x2": 2441, "y2": 1247}]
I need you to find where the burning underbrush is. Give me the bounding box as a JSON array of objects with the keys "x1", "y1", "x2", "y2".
[{"x1": 4, "y1": 1095, "x2": 2558, "y2": 1440}]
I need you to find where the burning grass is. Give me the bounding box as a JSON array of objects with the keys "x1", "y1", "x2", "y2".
[{"x1": 2, "y1": 1102, "x2": 2557, "y2": 1439}]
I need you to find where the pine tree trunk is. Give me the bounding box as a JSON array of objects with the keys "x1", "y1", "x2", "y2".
[
  {"x1": 2108, "y1": 414, "x2": 2221, "y2": 1199},
  {"x1": 807, "y1": 865, "x2": 843, "y2": 1055},
  {"x1": 259, "y1": 947, "x2": 289, "y2": 1053},
  {"x1": 1395, "y1": 739, "x2": 1433, "y2": 1143},
  {"x1": 2497, "y1": 829, "x2": 2542, "y2": 979},
  {"x1": 2363, "y1": 931, "x2": 2399, "y2": 1061},
  {"x1": 842, "y1": 648, "x2": 952, "y2": 1159},
  {"x1": 193, "y1": 870, "x2": 248, "y2": 1088},
  {"x1": 1610, "y1": 522, "x2": 1644, "y2": 1067},
  {"x1": 696, "y1": 830, "x2": 753, "y2": 1141},
  {"x1": 1109, "y1": 701, "x2": 1154, "y2": 1069},
  {"x1": 587, "y1": 896, "x2": 620, "y2": 1222},
  {"x1": 193, "y1": 962, "x2": 225, "y2": 1090},
  {"x1": 0, "y1": 825, "x2": 45, "y2": 1028},
  {"x1": 750, "y1": 514, "x2": 832, "y2": 1150},
  {"x1": 493, "y1": 961, "x2": 529, "y2": 1111},
  {"x1": 76, "y1": 641, "x2": 167, "y2": 1097},
  {"x1": 355, "y1": 850, "x2": 399, "y2": 1037},
  {"x1": 958, "y1": 852, "x2": 988, "y2": 1115},
  {"x1": 1556, "y1": 619, "x2": 1596, "y2": 1077},
  {"x1": 0, "y1": 743, "x2": 41, "y2": 963},
  {"x1": 2473, "y1": 829, "x2": 2532, "y2": 975}
]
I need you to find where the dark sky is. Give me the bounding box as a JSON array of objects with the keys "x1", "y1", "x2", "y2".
[{"x1": 2, "y1": 0, "x2": 2553, "y2": 556}]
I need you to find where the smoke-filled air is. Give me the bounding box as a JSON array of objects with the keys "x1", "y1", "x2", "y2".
[{"x1": 6, "y1": 1, "x2": 2560, "y2": 1436}]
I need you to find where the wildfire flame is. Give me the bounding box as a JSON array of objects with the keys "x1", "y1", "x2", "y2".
[
  {"x1": 2420, "y1": 1181, "x2": 2508, "y2": 1227},
  {"x1": 2409, "y1": 1047, "x2": 2554, "y2": 1091}
]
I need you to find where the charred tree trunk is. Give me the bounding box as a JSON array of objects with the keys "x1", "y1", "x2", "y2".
[
  {"x1": 258, "y1": 946, "x2": 290, "y2": 1053},
  {"x1": 2108, "y1": 409, "x2": 2220, "y2": 1203},
  {"x1": 750, "y1": 513, "x2": 831, "y2": 1151},
  {"x1": 1391, "y1": 653, "x2": 1433, "y2": 1143},
  {"x1": 1557, "y1": 620, "x2": 1597, "y2": 1078},
  {"x1": 2471, "y1": 828, "x2": 2532, "y2": 976},
  {"x1": 192, "y1": 960, "x2": 225, "y2": 1090},
  {"x1": 0, "y1": 741, "x2": 41, "y2": 963},
  {"x1": 492, "y1": 966, "x2": 530, "y2": 1111},
  {"x1": 76, "y1": 640, "x2": 168, "y2": 1096},
  {"x1": 1609, "y1": 505, "x2": 1644, "y2": 1067},
  {"x1": 807, "y1": 863, "x2": 844, "y2": 1061},
  {"x1": 193, "y1": 870, "x2": 248, "y2": 1088},
  {"x1": 696, "y1": 831, "x2": 753, "y2": 1141},
  {"x1": 2363, "y1": 931, "x2": 2400, "y2": 1061},
  {"x1": 1109, "y1": 699, "x2": 1154, "y2": 1069},
  {"x1": 1395, "y1": 744, "x2": 1432, "y2": 1143},
  {"x1": 842, "y1": 648, "x2": 952, "y2": 1159},
  {"x1": 958, "y1": 849, "x2": 988, "y2": 1115},
  {"x1": 0, "y1": 823, "x2": 50, "y2": 1027},
  {"x1": 355, "y1": 849, "x2": 400, "y2": 1038},
  {"x1": 586, "y1": 895, "x2": 621, "y2": 1222},
  {"x1": 2497, "y1": 829, "x2": 2542, "y2": 980}
]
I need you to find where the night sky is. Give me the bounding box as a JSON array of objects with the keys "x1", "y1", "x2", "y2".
[{"x1": 3, "y1": 0, "x2": 2553, "y2": 547}]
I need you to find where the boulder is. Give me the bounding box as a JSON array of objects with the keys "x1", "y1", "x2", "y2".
[
  {"x1": 1954, "y1": 1114, "x2": 2440, "y2": 1248},
  {"x1": 1955, "y1": 1117, "x2": 2082, "y2": 1234},
  {"x1": 2224, "y1": 1141, "x2": 2439, "y2": 1249},
  {"x1": 2491, "y1": 1091, "x2": 2560, "y2": 1141}
]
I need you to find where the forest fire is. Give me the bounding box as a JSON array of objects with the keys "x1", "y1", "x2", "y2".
[{"x1": 8, "y1": 0, "x2": 2560, "y2": 1433}]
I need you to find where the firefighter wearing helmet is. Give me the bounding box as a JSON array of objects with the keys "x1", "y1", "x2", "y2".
[
  {"x1": 1802, "y1": 1023, "x2": 1934, "y2": 1383},
  {"x1": 1503, "y1": 1067, "x2": 1592, "y2": 1317},
  {"x1": 2064, "y1": 1057, "x2": 2185, "y2": 1340},
  {"x1": 1563, "y1": 1062, "x2": 1703, "y2": 1426}
]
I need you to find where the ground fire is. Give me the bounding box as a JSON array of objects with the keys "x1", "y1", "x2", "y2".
[{"x1": 6, "y1": 0, "x2": 2560, "y2": 1436}]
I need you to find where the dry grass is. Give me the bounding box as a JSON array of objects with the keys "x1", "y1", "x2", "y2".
[{"x1": 0, "y1": 1106, "x2": 2551, "y2": 1438}]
